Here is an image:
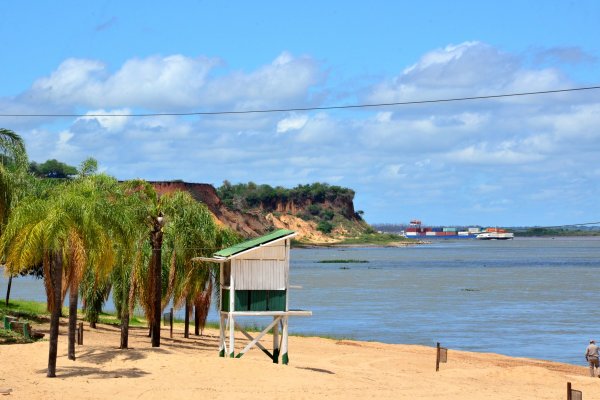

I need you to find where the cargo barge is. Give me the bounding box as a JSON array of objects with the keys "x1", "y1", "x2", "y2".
[{"x1": 402, "y1": 220, "x2": 512, "y2": 239}]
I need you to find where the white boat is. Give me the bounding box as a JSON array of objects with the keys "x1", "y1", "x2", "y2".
[{"x1": 476, "y1": 232, "x2": 514, "y2": 240}]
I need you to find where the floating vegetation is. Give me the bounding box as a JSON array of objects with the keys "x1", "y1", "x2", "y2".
[
  {"x1": 317, "y1": 259, "x2": 369, "y2": 264},
  {"x1": 460, "y1": 288, "x2": 480, "y2": 292},
  {"x1": 339, "y1": 266, "x2": 351, "y2": 270}
]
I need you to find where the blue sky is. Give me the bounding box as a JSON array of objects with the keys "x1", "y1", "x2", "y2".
[{"x1": 1, "y1": 1, "x2": 599, "y2": 226}]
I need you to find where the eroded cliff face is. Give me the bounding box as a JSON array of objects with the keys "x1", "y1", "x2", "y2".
[
  {"x1": 149, "y1": 181, "x2": 365, "y2": 242},
  {"x1": 149, "y1": 181, "x2": 269, "y2": 237}
]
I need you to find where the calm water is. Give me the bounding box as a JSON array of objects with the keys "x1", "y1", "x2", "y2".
[{"x1": 2, "y1": 237, "x2": 599, "y2": 365}]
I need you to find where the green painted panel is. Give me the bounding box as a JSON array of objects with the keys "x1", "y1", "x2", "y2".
[
  {"x1": 249, "y1": 290, "x2": 268, "y2": 311},
  {"x1": 235, "y1": 290, "x2": 250, "y2": 311},
  {"x1": 221, "y1": 289, "x2": 230, "y2": 312},
  {"x1": 268, "y1": 290, "x2": 286, "y2": 311},
  {"x1": 221, "y1": 289, "x2": 250, "y2": 311},
  {"x1": 222, "y1": 289, "x2": 285, "y2": 311}
]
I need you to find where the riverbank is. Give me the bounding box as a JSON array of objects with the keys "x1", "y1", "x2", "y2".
[
  {"x1": 293, "y1": 232, "x2": 424, "y2": 248},
  {"x1": 1, "y1": 315, "x2": 599, "y2": 399}
]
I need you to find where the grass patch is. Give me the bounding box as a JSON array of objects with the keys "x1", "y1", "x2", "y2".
[
  {"x1": 0, "y1": 299, "x2": 50, "y2": 323},
  {"x1": 0, "y1": 300, "x2": 48, "y2": 344},
  {"x1": 338, "y1": 232, "x2": 415, "y2": 246},
  {"x1": 317, "y1": 259, "x2": 369, "y2": 264}
]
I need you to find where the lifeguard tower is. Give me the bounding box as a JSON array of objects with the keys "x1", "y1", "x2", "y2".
[{"x1": 194, "y1": 229, "x2": 311, "y2": 364}]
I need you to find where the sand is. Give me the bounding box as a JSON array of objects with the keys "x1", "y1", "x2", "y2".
[{"x1": 1, "y1": 319, "x2": 599, "y2": 399}]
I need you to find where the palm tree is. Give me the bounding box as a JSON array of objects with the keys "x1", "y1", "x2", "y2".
[
  {"x1": 0, "y1": 171, "x2": 133, "y2": 374},
  {"x1": 1, "y1": 191, "x2": 71, "y2": 377},
  {"x1": 66, "y1": 172, "x2": 135, "y2": 358},
  {"x1": 120, "y1": 179, "x2": 167, "y2": 347},
  {"x1": 161, "y1": 190, "x2": 218, "y2": 338},
  {"x1": 0, "y1": 128, "x2": 29, "y2": 306}
]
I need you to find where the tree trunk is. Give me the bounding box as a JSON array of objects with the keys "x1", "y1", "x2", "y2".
[
  {"x1": 67, "y1": 283, "x2": 78, "y2": 360},
  {"x1": 194, "y1": 304, "x2": 200, "y2": 336},
  {"x1": 5, "y1": 275, "x2": 12, "y2": 306},
  {"x1": 150, "y1": 220, "x2": 163, "y2": 348},
  {"x1": 47, "y1": 252, "x2": 63, "y2": 378},
  {"x1": 120, "y1": 273, "x2": 135, "y2": 349},
  {"x1": 184, "y1": 299, "x2": 190, "y2": 338},
  {"x1": 120, "y1": 311, "x2": 130, "y2": 349}
]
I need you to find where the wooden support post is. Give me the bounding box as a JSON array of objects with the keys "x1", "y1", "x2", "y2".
[
  {"x1": 229, "y1": 269, "x2": 235, "y2": 358},
  {"x1": 219, "y1": 314, "x2": 226, "y2": 357},
  {"x1": 229, "y1": 315, "x2": 235, "y2": 358},
  {"x1": 436, "y1": 342, "x2": 440, "y2": 371},
  {"x1": 77, "y1": 322, "x2": 83, "y2": 345},
  {"x1": 170, "y1": 308, "x2": 173, "y2": 339},
  {"x1": 273, "y1": 316, "x2": 280, "y2": 363},
  {"x1": 281, "y1": 316, "x2": 289, "y2": 365},
  {"x1": 567, "y1": 382, "x2": 572, "y2": 400}
]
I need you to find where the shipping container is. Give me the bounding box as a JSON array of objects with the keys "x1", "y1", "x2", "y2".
[
  {"x1": 443, "y1": 227, "x2": 458, "y2": 232},
  {"x1": 432, "y1": 227, "x2": 443, "y2": 232}
]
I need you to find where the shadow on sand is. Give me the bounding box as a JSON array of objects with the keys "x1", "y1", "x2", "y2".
[{"x1": 38, "y1": 366, "x2": 150, "y2": 379}]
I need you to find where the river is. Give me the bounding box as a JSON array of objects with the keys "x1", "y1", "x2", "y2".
[{"x1": 2, "y1": 237, "x2": 599, "y2": 365}]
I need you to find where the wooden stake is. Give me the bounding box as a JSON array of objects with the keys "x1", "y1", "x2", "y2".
[
  {"x1": 169, "y1": 308, "x2": 173, "y2": 339},
  {"x1": 567, "y1": 382, "x2": 572, "y2": 400},
  {"x1": 77, "y1": 322, "x2": 83, "y2": 345},
  {"x1": 436, "y1": 342, "x2": 440, "y2": 371}
]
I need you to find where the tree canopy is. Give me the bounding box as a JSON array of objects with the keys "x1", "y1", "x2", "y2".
[
  {"x1": 29, "y1": 159, "x2": 78, "y2": 179},
  {"x1": 217, "y1": 181, "x2": 355, "y2": 211}
]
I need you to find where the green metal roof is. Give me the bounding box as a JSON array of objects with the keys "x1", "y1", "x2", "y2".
[{"x1": 214, "y1": 229, "x2": 295, "y2": 258}]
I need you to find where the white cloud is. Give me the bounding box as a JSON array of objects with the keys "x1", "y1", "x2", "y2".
[
  {"x1": 447, "y1": 142, "x2": 545, "y2": 165},
  {"x1": 276, "y1": 114, "x2": 308, "y2": 133},
  {"x1": 24, "y1": 52, "x2": 321, "y2": 112},
  {"x1": 78, "y1": 109, "x2": 131, "y2": 132}
]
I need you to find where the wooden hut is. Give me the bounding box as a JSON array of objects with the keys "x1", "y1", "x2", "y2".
[{"x1": 194, "y1": 229, "x2": 311, "y2": 364}]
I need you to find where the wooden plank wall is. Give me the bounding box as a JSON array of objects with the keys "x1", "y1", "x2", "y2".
[
  {"x1": 233, "y1": 259, "x2": 286, "y2": 290},
  {"x1": 232, "y1": 241, "x2": 289, "y2": 290}
]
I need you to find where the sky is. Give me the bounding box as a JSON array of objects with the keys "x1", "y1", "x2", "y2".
[{"x1": 1, "y1": 1, "x2": 600, "y2": 227}]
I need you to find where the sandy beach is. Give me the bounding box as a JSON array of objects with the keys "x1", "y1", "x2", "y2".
[{"x1": 1, "y1": 319, "x2": 599, "y2": 400}]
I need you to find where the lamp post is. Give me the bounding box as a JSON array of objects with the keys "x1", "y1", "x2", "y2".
[{"x1": 150, "y1": 213, "x2": 165, "y2": 347}]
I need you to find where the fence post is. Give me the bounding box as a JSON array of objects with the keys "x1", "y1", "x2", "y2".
[
  {"x1": 436, "y1": 342, "x2": 440, "y2": 371},
  {"x1": 77, "y1": 322, "x2": 83, "y2": 345},
  {"x1": 170, "y1": 308, "x2": 174, "y2": 338}
]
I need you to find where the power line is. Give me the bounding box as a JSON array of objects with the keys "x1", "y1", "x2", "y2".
[{"x1": 1, "y1": 85, "x2": 599, "y2": 118}]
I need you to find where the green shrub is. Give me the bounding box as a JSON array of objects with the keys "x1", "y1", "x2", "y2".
[
  {"x1": 317, "y1": 221, "x2": 334, "y2": 233},
  {"x1": 320, "y1": 209, "x2": 334, "y2": 220},
  {"x1": 308, "y1": 204, "x2": 321, "y2": 215}
]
